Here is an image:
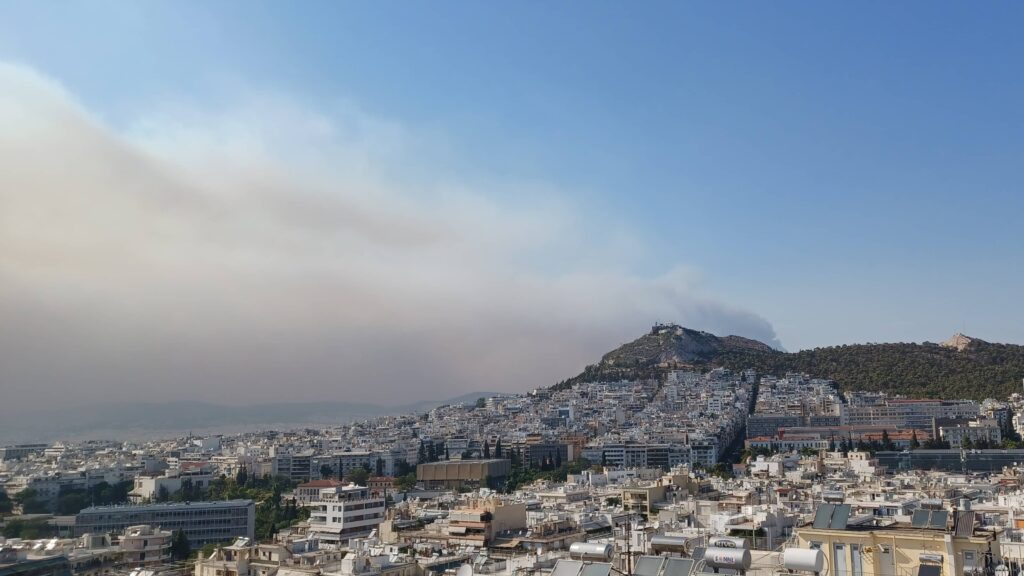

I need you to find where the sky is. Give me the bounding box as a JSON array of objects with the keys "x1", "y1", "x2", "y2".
[{"x1": 0, "y1": 2, "x2": 1022, "y2": 411}]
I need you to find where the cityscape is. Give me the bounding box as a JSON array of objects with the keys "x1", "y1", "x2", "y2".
[
  {"x1": 2, "y1": 6, "x2": 1024, "y2": 576},
  {"x1": 5, "y1": 325, "x2": 1024, "y2": 576}
]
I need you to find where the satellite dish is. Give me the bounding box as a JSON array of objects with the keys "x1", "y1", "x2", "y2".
[{"x1": 457, "y1": 564, "x2": 474, "y2": 576}]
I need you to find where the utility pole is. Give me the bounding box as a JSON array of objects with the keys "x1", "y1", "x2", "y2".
[{"x1": 625, "y1": 516, "x2": 633, "y2": 576}]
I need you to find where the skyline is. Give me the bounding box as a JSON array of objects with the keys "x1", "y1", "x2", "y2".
[{"x1": 1, "y1": 2, "x2": 1023, "y2": 412}]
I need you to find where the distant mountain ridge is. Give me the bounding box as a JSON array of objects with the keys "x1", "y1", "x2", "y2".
[
  {"x1": 0, "y1": 392, "x2": 500, "y2": 445},
  {"x1": 555, "y1": 324, "x2": 1024, "y2": 401}
]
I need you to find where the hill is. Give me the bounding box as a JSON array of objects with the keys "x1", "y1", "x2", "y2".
[{"x1": 556, "y1": 325, "x2": 1024, "y2": 400}]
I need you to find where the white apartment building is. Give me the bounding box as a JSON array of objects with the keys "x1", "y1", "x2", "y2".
[
  {"x1": 120, "y1": 524, "x2": 172, "y2": 566},
  {"x1": 307, "y1": 485, "x2": 386, "y2": 546}
]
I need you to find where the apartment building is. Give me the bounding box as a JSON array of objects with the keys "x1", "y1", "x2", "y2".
[
  {"x1": 795, "y1": 503, "x2": 996, "y2": 576},
  {"x1": 119, "y1": 525, "x2": 171, "y2": 567},
  {"x1": 271, "y1": 450, "x2": 314, "y2": 484},
  {"x1": 294, "y1": 479, "x2": 346, "y2": 506},
  {"x1": 445, "y1": 499, "x2": 527, "y2": 547},
  {"x1": 307, "y1": 485, "x2": 386, "y2": 545}
]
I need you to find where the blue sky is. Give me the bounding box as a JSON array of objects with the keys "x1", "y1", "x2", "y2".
[{"x1": 1, "y1": 1, "x2": 1022, "y2": 361}]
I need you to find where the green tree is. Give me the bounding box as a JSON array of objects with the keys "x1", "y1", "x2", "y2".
[
  {"x1": 483, "y1": 441, "x2": 491, "y2": 459},
  {"x1": 235, "y1": 466, "x2": 249, "y2": 487},
  {"x1": 881, "y1": 430, "x2": 894, "y2": 451},
  {"x1": 320, "y1": 464, "x2": 335, "y2": 480},
  {"x1": 395, "y1": 473, "x2": 417, "y2": 493},
  {"x1": 170, "y1": 529, "x2": 191, "y2": 560},
  {"x1": 375, "y1": 458, "x2": 384, "y2": 477},
  {"x1": 157, "y1": 485, "x2": 171, "y2": 503},
  {"x1": 494, "y1": 438, "x2": 502, "y2": 458},
  {"x1": 910, "y1": 431, "x2": 921, "y2": 450},
  {"x1": 2, "y1": 518, "x2": 56, "y2": 539},
  {"x1": 56, "y1": 489, "x2": 89, "y2": 515},
  {"x1": 13, "y1": 489, "x2": 47, "y2": 514},
  {"x1": 347, "y1": 466, "x2": 370, "y2": 486},
  {"x1": 394, "y1": 460, "x2": 415, "y2": 476}
]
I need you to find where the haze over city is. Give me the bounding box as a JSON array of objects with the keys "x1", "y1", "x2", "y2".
[{"x1": 1, "y1": 2, "x2": 1023, "y2": 414}]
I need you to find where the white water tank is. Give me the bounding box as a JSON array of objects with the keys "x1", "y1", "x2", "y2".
[
  {"x1": 569, "y1": 542, "x2": 614, "y2": 561},
  {"x1": 704, "y1": 547, "x2": 752, "y2": 570},
  {"x1": 783, "y1": 548, "x2": 825, "y2": 573}
]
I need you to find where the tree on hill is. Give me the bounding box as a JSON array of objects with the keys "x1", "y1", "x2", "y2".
[{"x1": 557, "y1": 325, "x2": 1024, "y2": 401}]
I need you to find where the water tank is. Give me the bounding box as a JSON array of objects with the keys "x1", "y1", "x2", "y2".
[
  {"x1": 650, "y1": 535, "x2": 690, "y2": 554},
  {"x1": 704, "y1": 547, "x2": 752, "y2": 570},
  {"x1": 569, "y1": 542, "x2": 614, "y2": 561},
  {"x1": 783, "y1": 548, "x2": 825, "y2": 573},
  {"x1": 708, "y1": 536, "x2": 748, "y2": 549}
]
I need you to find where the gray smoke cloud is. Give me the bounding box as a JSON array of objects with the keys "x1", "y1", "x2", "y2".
[{"x1": 0, "y1": 62, "x2": 781, "y2": 414}]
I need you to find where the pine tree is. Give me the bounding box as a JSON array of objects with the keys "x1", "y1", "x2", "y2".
[
  {"x1": 170, "y1": 530, "x2": 190, "y2": 560},
  {"x1": 320, "y1": 464, "x2": 334, "y2": 480},
  {"x1": 418, "y1": 442, "x2": 427, "y2": 464},
  {"x1": 494, "y1": 438, "x2": 503, "y2": 458},
  {"x1": 483, "y1": 441, "x2": 491, "y2": 459},
  {"x1": 235, "y1": 466, "x2": 248, "y2": 487},
  {"x1": 910, "y1": 430, "x2": 920, "y2": 449}
]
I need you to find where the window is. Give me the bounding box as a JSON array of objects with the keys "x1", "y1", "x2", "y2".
[
  {"x1": 834, "y1": 544, "x2": 847, "y2": 576},
  {"x1": 851, "y1": 545, "x2": 862, "y2": 576}
]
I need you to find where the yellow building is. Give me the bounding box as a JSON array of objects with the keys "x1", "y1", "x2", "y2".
[{"x1": 795, "y1": 505, "x2": 997, "y2": 576}]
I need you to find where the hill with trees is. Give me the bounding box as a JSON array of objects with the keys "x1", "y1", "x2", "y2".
[{"x1": 555, "y1": 326, "x2": 1024, "y2": 400}]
